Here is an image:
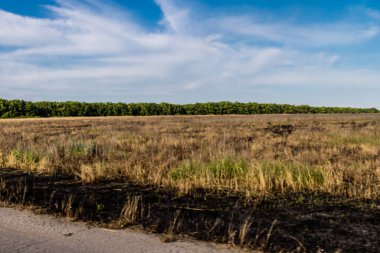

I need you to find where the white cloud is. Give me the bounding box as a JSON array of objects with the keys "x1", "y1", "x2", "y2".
[
  {"x1": 154, "y1": 0, "x2": 190, "y2": 32},
  {"x1": 0, "y1": 10, "x2": 62, "y2": 47},
  {"x1": 216, "y1": 16, "x2": 379, "y2": 47},
  {"x1": 0, "y1": 0, "x2": 379, "y2": 107},
  {"x1": 251, "y1": 68, "x2": 380, "y2": 88}
]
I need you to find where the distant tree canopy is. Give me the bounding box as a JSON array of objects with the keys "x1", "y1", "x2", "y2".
[{"x1": 0, "y1": 99, "x2": 378, "y2": 118}]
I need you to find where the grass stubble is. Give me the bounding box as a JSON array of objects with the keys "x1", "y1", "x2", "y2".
[{"x1": 0, "y1": 114, "x2": 379, "y2": 252}]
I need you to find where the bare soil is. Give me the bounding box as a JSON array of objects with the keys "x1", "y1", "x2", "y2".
[{"x1": 0, "y1": 207, "x2": 239, "y2": 253}]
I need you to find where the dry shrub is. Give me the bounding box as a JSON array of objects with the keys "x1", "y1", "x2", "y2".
[
  {"x1": 119, "y1": 196, "x2": 141, "y2": 226},
  {"x1": 76, "y1": 163, "x2": 106, "y2": 183}
]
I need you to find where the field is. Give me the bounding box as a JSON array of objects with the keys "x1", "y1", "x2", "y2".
[{"x1": 1, "y1": 114, "x2": 380, "y2": 252}]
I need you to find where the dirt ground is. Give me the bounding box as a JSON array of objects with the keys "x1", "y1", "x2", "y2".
[{"x1": 0, "y1": 207, "x2": 242, "y2": 253}]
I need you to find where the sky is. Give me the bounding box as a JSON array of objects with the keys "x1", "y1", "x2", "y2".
[{"x1": 0, "y1": 0, "x2": 380, "y2": 108}]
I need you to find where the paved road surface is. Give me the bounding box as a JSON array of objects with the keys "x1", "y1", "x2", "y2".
[{"x1": 0, "y1": 207, "x2": 241, "y2": 253}]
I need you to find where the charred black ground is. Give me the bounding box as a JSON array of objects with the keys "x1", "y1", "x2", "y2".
[{"x1": 1, "y1": 168, "x2": 379, "y2": 253}]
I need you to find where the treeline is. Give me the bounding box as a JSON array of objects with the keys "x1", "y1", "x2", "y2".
[{"x1": 0, "y1": 99, "x2": 378, "y2": 118}]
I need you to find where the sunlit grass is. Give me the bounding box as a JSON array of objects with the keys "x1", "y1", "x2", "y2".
[{"x1": 0, "y1": 114, "x2": 379, "y2": 199}]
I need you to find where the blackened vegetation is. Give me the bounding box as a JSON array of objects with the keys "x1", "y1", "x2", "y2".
[
  {"x1": 1, "y1": 168, "x2": 379, "y2": 253},
  {"x1": 265, "y1": 124, "x2": 294, "y2": 137}
]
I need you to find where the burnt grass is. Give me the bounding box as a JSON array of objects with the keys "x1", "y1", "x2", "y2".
[{"x1": 1, "y1": 168, "x2": 379, "y2": 253}]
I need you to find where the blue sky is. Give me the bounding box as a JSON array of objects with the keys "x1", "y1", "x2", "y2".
[{"x1": 1, "y1": 0, "x2": 380, "y2": 107}]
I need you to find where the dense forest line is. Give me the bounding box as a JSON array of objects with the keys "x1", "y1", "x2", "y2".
[{"x1": 0, "y1": 98, "x2": 378, "y2": 118}]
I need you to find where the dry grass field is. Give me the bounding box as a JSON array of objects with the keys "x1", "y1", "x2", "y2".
[
  {"x1": 1, "y1": 114, "x2": 380, "y2": 252},
  {"x1": 1, "y1": 114, "x2": 379, "y2": 198}
]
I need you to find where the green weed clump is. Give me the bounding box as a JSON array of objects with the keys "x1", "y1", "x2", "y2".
[
  {"x1": 171, "y1": 159, "x2": 327, "y2": 195},
  {"x1": 11, "y1": 149, "x2": 41, "y2": 164},
  {"x1": 68, "y1": 141, "x2": 97, "y2": 158},
  {"x1": 170, "y1": 158, "x2": 248, "y2": 181},
  {"x1": 5, "y1": 149, "x2": 50, "y2": 172},
  {"x1": 332, "y1": 133, "x2": 380, "y2": 146},
  {"x1": 257, "y1": 162, "x2": 326, "y2": 192}
]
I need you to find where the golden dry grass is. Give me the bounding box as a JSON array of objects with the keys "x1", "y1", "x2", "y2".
[{"x1": 0, "y1": 114, "x2": 379, "y2": 198}]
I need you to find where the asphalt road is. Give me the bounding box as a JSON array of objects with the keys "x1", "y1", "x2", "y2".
[{"x1": 0, "y1": 207, "x2": 241, "y2": 253}]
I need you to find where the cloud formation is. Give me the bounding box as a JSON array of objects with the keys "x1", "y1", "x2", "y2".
[
  {"x1": 0, "y1": 0, "x2": 379, "y2": 107},
  {"x1": 217, "y1": 16, "x2": 379, "y2": 47}
]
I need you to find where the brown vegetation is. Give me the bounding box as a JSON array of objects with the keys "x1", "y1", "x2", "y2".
[
  {"x1": 0, "y1": 114, "x2": 379, "y2": 199},
  {"x1": 1, "y1": 114, "x2": 379, "y2": 252}
]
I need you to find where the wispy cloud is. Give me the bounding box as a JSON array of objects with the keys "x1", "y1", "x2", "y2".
[
  {"x1": 154, "y1": 0, "x2": 190, "y2": 32},
  {"x1": 216, "y1": 16, "x2": 379, "y2": 47},
  {"x1": 0, "y1": 0, "x2": 379, "y2": 107},
  {"x1": 360, "y1": 6, "x2": 380, "y2": 20}
]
